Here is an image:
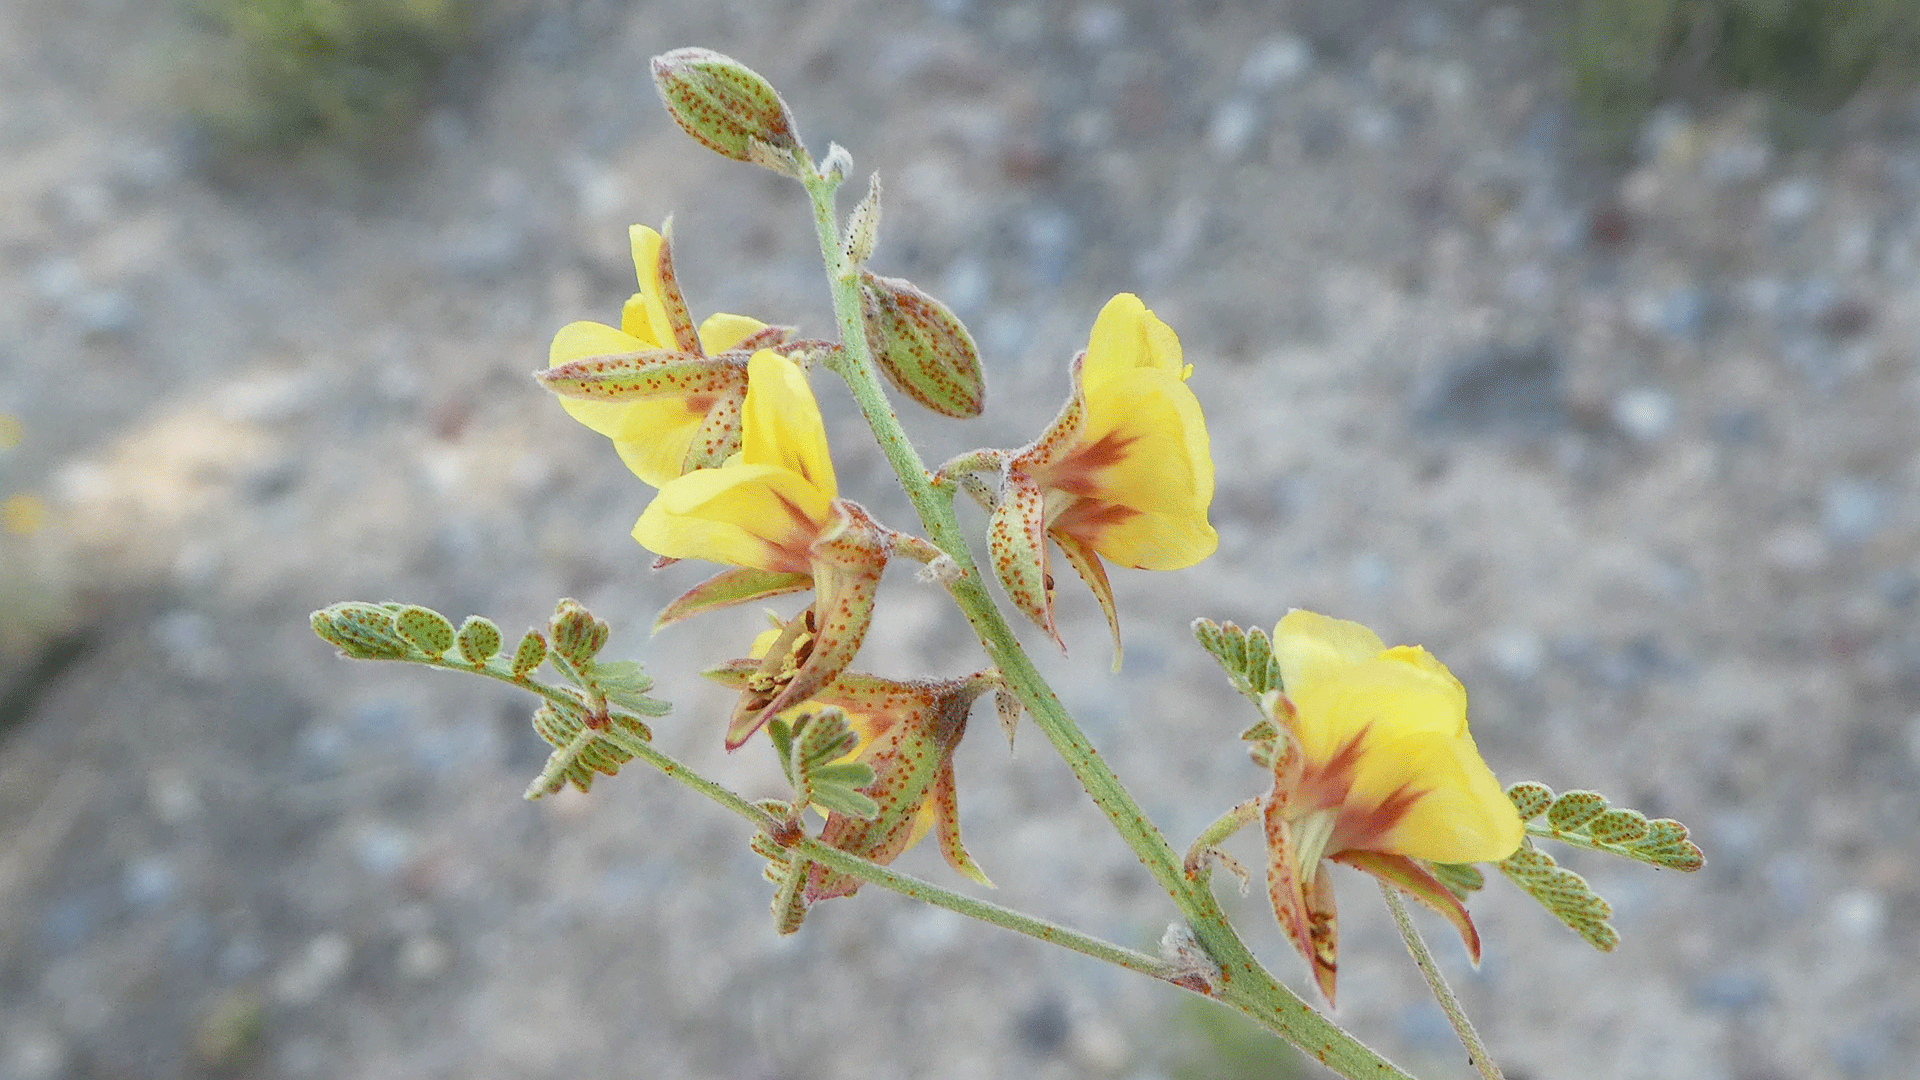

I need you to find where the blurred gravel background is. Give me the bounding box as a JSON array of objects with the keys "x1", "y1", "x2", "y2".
[{"x1": 3, "y1": 1, "x2": 1919, "y2": 1078}]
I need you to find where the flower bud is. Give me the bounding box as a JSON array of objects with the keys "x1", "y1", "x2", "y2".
[
  {"x1": 651, "y1": 48, "x2": 803, "y2": 175},
  {"x1": 548, "y1": 598, "x2": 609, "y2": 667},
  {"x1": 858, "y1": 271, "x2": 986, "y2": 418}
]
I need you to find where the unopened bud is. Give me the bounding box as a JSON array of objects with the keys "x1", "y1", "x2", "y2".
[
  {"x1": 858, "y1": 271, "x2": 986, "y2": 418},
  {"x1": 651, "y1": 48, "x2": 803, "y2": 175},
  {"x1": 548, "y1": 599, "x2": 610, "y2": 667}
]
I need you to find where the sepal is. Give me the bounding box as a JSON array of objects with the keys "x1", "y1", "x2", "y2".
[
  {"x1": 655, "y1": 567, "x2": 815, "y2": 630},
  {"x1": 537, "y1": 350, "x2": 746, "y2": 403},
  {"x1": 723, "y1": 501, "x2": 890, "y2": 749},
  {"x1": 1333, "y1": 850, "x2": 1483, "y2": 964},
  {"x1": 986, "y1": 471, "x2": 1061, "y2": 648},
  {"x1": 1051, "y1": 531, "x2": 1121, "y2": 670}
]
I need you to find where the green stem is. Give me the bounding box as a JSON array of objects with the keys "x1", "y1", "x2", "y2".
[
  {"x1": 798, "y1": 160, "x2": 1414, "y2": 1080},
  {"x1": 596, "y1": 727, "x2": 1169, "y2": 981},
  {"x1": 1380, "y1": 882, "x2": 1502, "y2": 1080}
]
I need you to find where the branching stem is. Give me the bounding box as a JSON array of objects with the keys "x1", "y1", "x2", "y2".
[{"x1": 796, "y1": 155, "x2": 1415, "y2": 1080}]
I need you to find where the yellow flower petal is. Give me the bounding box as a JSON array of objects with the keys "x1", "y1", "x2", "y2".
[
  {"x1": 633, "y1": 463, "x2": 832, "y2": 573},
  {"x1": 1063, "y1": 366, "x2": 1216, "y2": 569},
  {"x1": 1081, "y1": 293, "x2": 1186, "y2": 389},
  {"x1": 698, "y1": 312, "x2": 768, "y2": 353},
  {"x1": 1272, "y1": 609, "x2": 1389, "y2": 704},
  {"x1": 741, "y1": 351, "x2": 836, "y2": 500}
]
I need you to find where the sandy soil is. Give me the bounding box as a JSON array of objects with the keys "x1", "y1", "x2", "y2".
[{"x1": 3, "y1": 1, "x2": 1918, "y2": 1078}]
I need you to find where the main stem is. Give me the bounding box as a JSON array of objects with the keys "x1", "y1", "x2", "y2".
[{"x1": 798, "y1": 160, "x2": 1414, "y2": 1080}]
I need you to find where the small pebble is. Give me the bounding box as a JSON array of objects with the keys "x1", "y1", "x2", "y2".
[
  {"x1": 1828, "y1": 889, "x2": 1886, "y2": 941},
  {"x1": 397, "y1": 935, "x2": 451, "y2": 981},
  {"x1": 1691, "y1": 968, "x2": 1769, "y2": 1012},
  {"x1": 273, "y1": 934, "x2": 352, "y2": 1005},
  {"x1": 1072, "y1": 4, "x2": 1125, "y2": 47},
  {"x1": 1611, "y1": 387, "x2": 1676, "y2": 441},
  {"x1": 1488, "y1": 628, "x2": 1545, "y2": 681},
  {"x1": 1349, "y1": 550, "x2": 1392, "y2": 595},
  {"x1": 1, "y1": 1023, "x2": 69, "y2": 1080},
  {"x1": 1821, "y1": 479, "x2": 1890, "y2": 544},
  {"x1": 1240, "y1": 36, "x2": 1311, "y2": 89},
  {"x1": 1207, "y1": 97, "x2": 1260, "y2": 159},
  {"x1": 1763, "y1": 527, "x2": 1827, "y2": 572},
  {"x1": 352, "y1": 823, "x2": 413, "y2": 877},
  {"x1": 121, "y1": 856, "x2": 178, "y2": 908},
  {"x1": 1764, "y1": 177, "x2": 1819, "y2": 226}
]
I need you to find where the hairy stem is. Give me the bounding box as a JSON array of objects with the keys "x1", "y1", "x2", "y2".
[
  {"x1": 596, "y1": 727, "x2": 1170, "y2": 981},
  {"x1": 797, "y1": 158, "x2": 1414, "y2": 1080},
  {"x1": 1381, "y1": 882, "x2": 1502, "y2": 1080}
]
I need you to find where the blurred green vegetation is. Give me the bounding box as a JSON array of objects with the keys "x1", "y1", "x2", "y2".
[
  {"x1": 1159, "y1": 997, "x2": 1308, "y2": 1080},
  {"x1": 1552, "y1": 0, "x2": 1920, "y2": 149},
  {"x1": 181, "y1": 0, "x2": 481, "y2": 159}
]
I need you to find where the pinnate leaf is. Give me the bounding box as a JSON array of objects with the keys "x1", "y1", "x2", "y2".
[
  {"x1": 1193, "y1": 618, "x2": 1284, "y2": 703},
  {"x1": 1512, "y1": 781, "x2": 1706, "y2": 871},
  {"x1": 1498, "y1": 845, "x2": 1618, "y2": 951}
]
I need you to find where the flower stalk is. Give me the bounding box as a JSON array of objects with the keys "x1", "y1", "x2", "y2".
[{"x1": 796, "y1": 151, "x2": 1415, "y2": 1080}]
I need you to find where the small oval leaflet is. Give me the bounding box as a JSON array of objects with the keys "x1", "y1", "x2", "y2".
[
  {"x1": 311, "y1": 603, "x2": 410, "y2": 660},
  {"x1": 394, "y1": 606, "x2": 456, "y2": 656},
  {"x1": 1545, "y1": 789, "x2": 1609, "y2": 831},
  {"x1": 1586, "y1": 807, "x2": 1652, "y2": 845},
  {"x1": 457, "y1": 616, "x2": 503, "y2": 666},
  {"x1": 510, "y1": 630, "x2": 548, "y2": 679},
  {"x1": 1505, "y1": 781, "x2": 1555, "y2": 821}
]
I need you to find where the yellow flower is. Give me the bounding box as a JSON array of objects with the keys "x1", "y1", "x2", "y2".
[
  {"x1": 638, "y1": 351, "x2": 893, "y2": 748},
  {"x1": 986, "y1": 293, "x2": 1216, "y2": 662},
  {"x1": 544, "y1": 222, "x2": 788, "y2": 486},
  {"x1": 1261, "y1": 610, "x2": 1523, "y2": 1004}
]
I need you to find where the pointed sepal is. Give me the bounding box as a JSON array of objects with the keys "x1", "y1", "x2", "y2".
[
  {"x1": 724, "y1": 501, "x2": 890, "y2": 749},
  {"x1": 537, "y1": 351, "x2": 746, "y2": 403},
  {"x1": 987, "y1": 471, "x2": 1061, "y2": 649},
  {"x1": 655, "y1": 567, "x2": 814, "y2": 631},
  {"x1": 1335, "y1": 850, "x2": 1484, "y2": 965},
  {"x1": 1050, "y1": 531, "x2": 1121, "y2": 670}
]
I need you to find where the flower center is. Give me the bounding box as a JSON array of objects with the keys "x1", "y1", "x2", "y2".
[{"x1": 1292, "y1": 807, "x2": 1339, "y2": 881}]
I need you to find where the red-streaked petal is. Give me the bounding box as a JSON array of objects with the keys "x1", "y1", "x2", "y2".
[
  {"x1": 633, "y1": 463, "x2": 830, "y2": 573},
  {"x1": 1050, "y1": 530, "x2": 1122, "y2": 670},
  {"x1": 1332, "y1": 850, "x2": 1482, "y2": 965}
]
